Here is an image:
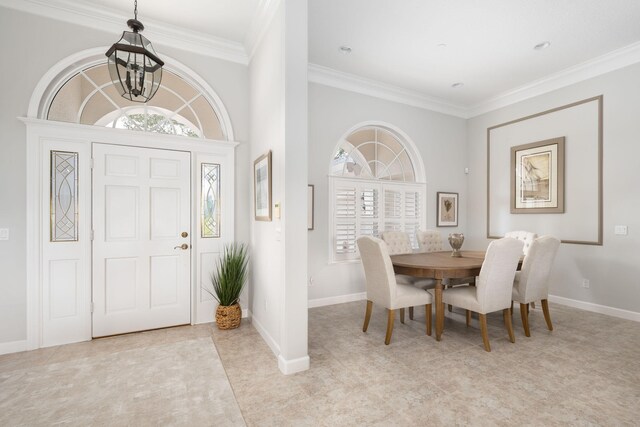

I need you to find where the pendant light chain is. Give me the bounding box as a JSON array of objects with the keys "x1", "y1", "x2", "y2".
[{"x1": 134, "y1": 0, "x2": 138, "y2": 21}]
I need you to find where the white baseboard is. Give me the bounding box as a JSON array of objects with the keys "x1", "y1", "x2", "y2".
[
  {"x1": 249, "y1": 314, "x2": 280, "y2": 357},
  {"x1": 549, "y1": 294, "x2": 640, "y2": 322},
  {"x1": 278, "y1": 354, "x2": 310, "y2": 375},
  {"x1": 0, "y1": 339, "x2": 29, "y2": 356},
  {"x1": 308, "y1": 292, "x2": 366, "y2": 308}
]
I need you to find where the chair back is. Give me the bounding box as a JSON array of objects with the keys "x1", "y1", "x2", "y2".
[
  {"x1": 505, "y1": 230, "x2": 538, "y2": 256},
  {"x1": 476, "y1": 238, "x2": 524, "y2": 313},
  {"x1": 516, "y1": 236, "x2": 560, "y2": 302},
  {"x1": 357, "y1": 236, "x2": 397, "y2": 308},
  {"x1": 417, "y1": 229, "x2": 444, "y2": 252},
  {"x1": 380, "y1": 231, "x2": 413, "y2": 255}
]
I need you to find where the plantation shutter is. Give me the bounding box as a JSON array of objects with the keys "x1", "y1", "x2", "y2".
[{"x1": 330, "y1": 177, "x2": 425, "y2": 262}]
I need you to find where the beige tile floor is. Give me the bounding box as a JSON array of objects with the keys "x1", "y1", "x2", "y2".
[
  {"x1": 215, "y1": 302, "x2": 640, "y2": 426},
  {"x1": 1, "y1": 302, "x2": 639, "y2": 426}
]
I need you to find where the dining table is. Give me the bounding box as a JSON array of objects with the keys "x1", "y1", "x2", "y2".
[{"x1": 390, "y1": 250, "x2": 487, "y2": 341}]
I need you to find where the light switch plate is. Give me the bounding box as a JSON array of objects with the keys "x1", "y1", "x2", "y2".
[
  {"x1": 0, "y1": 228, "x2": 8, "y2": 241},
  {"x1": 614, "y1": 225, "x2": 628, "y2": 235}
]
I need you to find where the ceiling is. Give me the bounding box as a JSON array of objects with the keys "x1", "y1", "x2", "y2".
[{"x1": 39, "y1": 1, "x2": 640, "y2": 110}]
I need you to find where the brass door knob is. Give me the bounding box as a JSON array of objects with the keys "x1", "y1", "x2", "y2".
[
  {"x1": 174, "y1": 243, "x2": 189, "y2": 250},
  {"x1": 181, "y1": 231, "x2": 188, "y2": 238}
]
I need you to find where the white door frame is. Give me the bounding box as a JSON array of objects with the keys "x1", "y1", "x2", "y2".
[{"x1": 22, "y1": 117, "x2": 238, "y2": 349}]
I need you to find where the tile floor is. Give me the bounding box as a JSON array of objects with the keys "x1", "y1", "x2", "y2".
[
  {"x1": 214, "y1": 302, "x2": 640, "y2": 426},
  {"x1": 1, "y1": 302, "x2": 638, "y2": 426}
]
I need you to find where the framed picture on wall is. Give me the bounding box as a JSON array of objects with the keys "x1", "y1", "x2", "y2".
[
  {"x1": 254, "y1": 151, "x2": 272, "y2": 221},
  {"x1": 510, "y1": 137, "x2": 565, "y2": 214},
  {"x1": 437, "y1": 192, "x2": 458, "y2": 227}
]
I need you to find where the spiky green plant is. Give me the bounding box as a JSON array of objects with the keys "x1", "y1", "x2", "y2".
[{"x1": 206, "y1": 243, "x2": 249, "y2": 306}]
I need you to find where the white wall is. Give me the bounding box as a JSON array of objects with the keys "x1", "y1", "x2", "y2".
[
  {"x1": 0, "y1": 7, "x2": 250, "y2": 346},
  {"x1": 307, "y1": 83, "x2": 467, "y2": 303},
  {"x1": 249, "y1": 0, "x2": 309, "y2": 374},
  {"x1": 466, "y1": 63, "x2": 640, "y2": 314}
]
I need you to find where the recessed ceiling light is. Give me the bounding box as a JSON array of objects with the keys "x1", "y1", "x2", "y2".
[
  {"x1": 451, "y1": 82, "x2": 464, "y2": 89},
  {"x1": 339, "y1": 46, "x2": 352, "y2": 54},
  {"x1": 534, "y1": 41, "x2": 551, "y2": 50},
  {"x1": 437, "y1": 43, "x2": 447, "y2": 48}
]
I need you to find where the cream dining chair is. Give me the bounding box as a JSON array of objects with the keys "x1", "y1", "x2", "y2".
[
  {"x1": 505, "y1": 230, "x2": 538, "y2": 308},
  {"x1": 357, "y1": 236, "x2": 433, "y2": 345},
  {"x1": 381, "y1": 231, "x2": 436, "y2": 321},
  {"x1": 418, "y1": 229, "x2": 475, "y2": 314},
  {"x1": 442, "y1": 238, "x2": 524, "y2": 352},
  {"x1": 512, "y1": 235, "x2": 560, "y2": 336}
]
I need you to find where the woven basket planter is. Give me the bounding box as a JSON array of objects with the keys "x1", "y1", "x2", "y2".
[{"x1": 216, "y1": 303, "x2": 242, "y2": 330}]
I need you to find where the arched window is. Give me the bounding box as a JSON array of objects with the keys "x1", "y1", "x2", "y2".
[
  {"x1": 46, "y1": 63, "x2": 225, "y2": 140},
  {"x1": 329, "y1": 124, "x2": 426, "y2": 262}
]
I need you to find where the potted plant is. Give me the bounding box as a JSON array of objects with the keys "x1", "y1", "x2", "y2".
[{"x1": 206, "y1": 243, "x2": 249, "y2": 330}]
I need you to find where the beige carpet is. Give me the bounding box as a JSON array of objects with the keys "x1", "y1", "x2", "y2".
[{"x1": 0, "y1": 335, "x2": 245, "y2": 426}]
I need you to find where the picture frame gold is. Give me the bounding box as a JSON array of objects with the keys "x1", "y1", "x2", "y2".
[
  {"x1": 254, "y1": 151, "x2": 272, "y2": 221},
  {"x1": 510, "y1": 137, "x2": 565, "y2": 214}
]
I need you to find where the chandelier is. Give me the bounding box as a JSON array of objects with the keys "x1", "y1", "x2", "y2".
[{"x1": 105, "y1": 0, "x2": 164, "y2": 102}]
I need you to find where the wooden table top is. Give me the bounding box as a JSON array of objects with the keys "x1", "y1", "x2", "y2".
[{"x1": 390, "y1": 250, "x2": 486, "y2": 279}]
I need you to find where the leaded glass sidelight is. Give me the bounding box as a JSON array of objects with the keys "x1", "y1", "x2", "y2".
[
  {"x1": 50, "y1": 151, "x2": 79, "y2": 242},
  {"x1": 201, "y1": 163, "x2": 220, "y2": 238}
]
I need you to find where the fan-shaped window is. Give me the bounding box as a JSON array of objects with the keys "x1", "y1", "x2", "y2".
[
  {"x1": 331, "y1": 127, "x2": 415, "y2": 182},
  {"x1": 329, "y1": 125, "x2": 426, "y2": 262},
  {"x1": 47, "y1": 64, "x2": 225, "y2": 140}
]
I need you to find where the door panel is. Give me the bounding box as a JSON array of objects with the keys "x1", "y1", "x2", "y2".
[{"x1": 93, "y1": 143, "x2": 191, "y2": 337}]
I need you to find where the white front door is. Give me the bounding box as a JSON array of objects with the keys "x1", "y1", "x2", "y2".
[{"x1": 92, "y1": 143, "x2": 191, "y2": 337}]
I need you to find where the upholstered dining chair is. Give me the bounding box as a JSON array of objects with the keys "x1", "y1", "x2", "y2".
[
  {"x1": 418, "y1": 229, "x2": 474, "y2": 313},
  {"x1": 505, "y1": 230, "x2": 538, "y2": 256},
  {"x1": 442, "y1": 238, "x2": 524, "y2": 352},
  {"x1": 505, "y1": 230, "x2": 538, "y2": 307},
  {"x1": 382, "y1": 230, "x2": 436, "y2": 321},
  {"x1": 416, "y1": 229, "x2": 444, "y2": 252},
  {"x1": 357, "y1": 236, "x2": 433, "y2": 345},
  {"x1": 512, "y1": 235, "x2": 561, "y2": 336}
]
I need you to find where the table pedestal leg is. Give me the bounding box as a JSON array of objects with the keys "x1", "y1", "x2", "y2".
[{"x1": 435, "y1": 278, "x2": 444, "y2": 341}]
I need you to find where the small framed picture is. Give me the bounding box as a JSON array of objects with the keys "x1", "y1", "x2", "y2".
[
  {"x1": 254, "y1": 151, "x2": 272, "y2": 221},
  {"x1": 437, "y1": 192, "x2": 458, "y2": 227},
  {"x1": 307, "y1": 185, "x2": 314, "y2": 230}
]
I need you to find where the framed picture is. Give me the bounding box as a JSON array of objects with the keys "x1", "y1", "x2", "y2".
[
  {"x1": 307, "y1": 185, "x2": 314, "y2": 230},
  {"x1": 254, "y1": 151, "x2": 272, "y2": 221},
  {"x1": 510, "y1": 137, "x2": 564, "y2": 214},
  {"x1": 437, "y1": 192, "x2": 458, "y2": 227}
]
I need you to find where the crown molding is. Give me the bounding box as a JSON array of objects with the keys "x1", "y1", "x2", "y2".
[
  {"x1": 468, "y1": 41, "x2": 640, "y2": 117},
  {"x1": 244, "y1": 0, "x2": 282, "y2": 61},
  {"x1": 0, "y1": 0, "x2": 249, "y2": 65},
  {"x1": 308, "y1": 63, "x2": 468, "y2": 118}
]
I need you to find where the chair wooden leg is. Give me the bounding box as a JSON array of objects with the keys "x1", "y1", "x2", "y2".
[
  {"x1": 479, "y1": 313, "x2": 491, "y2": 352},
  {"x1": 466, "y1": 310, "x2": 471, "y2": 327},
  {"x1": 531, "y1": 301, "x2": 536, "y2": 309},
  {"x1": 526, "y1": 303, "x2": 530, "y2": 315},
  {"x1": 541, "y1": 299, "x2": 553, "y2": 331},
  {"x1": 363, "y1": 300, "x2": 373, "y2": 332},
  {"x1": 425, "y1": 304, "x2": 432, "y2": 336},
  {"x1": 504, "y1": 309, "x2": 515, "y2": 343},
  {"x1": 409, "y1": 306, "x2": 414, "y2": 320},
  {"x1": 520, "y1": 303, "x2": 531, "y2": 337},
  {"x1": 385, "y1": 309, "x2": 395, "y2": 345},
  {"x1": 400, "y1": 308, "x2": 405, "y2": 324},
  {"x1": 510, "y1": 300, "x2": 513, "y2": 317}
]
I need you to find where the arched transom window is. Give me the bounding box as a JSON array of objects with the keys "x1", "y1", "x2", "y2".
[
  {"x1": 329, "y1": 125, "x2": 426, "y2": 262},
  {"x1": 47, "y1": 64, "x2": 225, "y2": 140},
  {"x1": 331, "y1": 126, "x2": 415, "y2": 182}
]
